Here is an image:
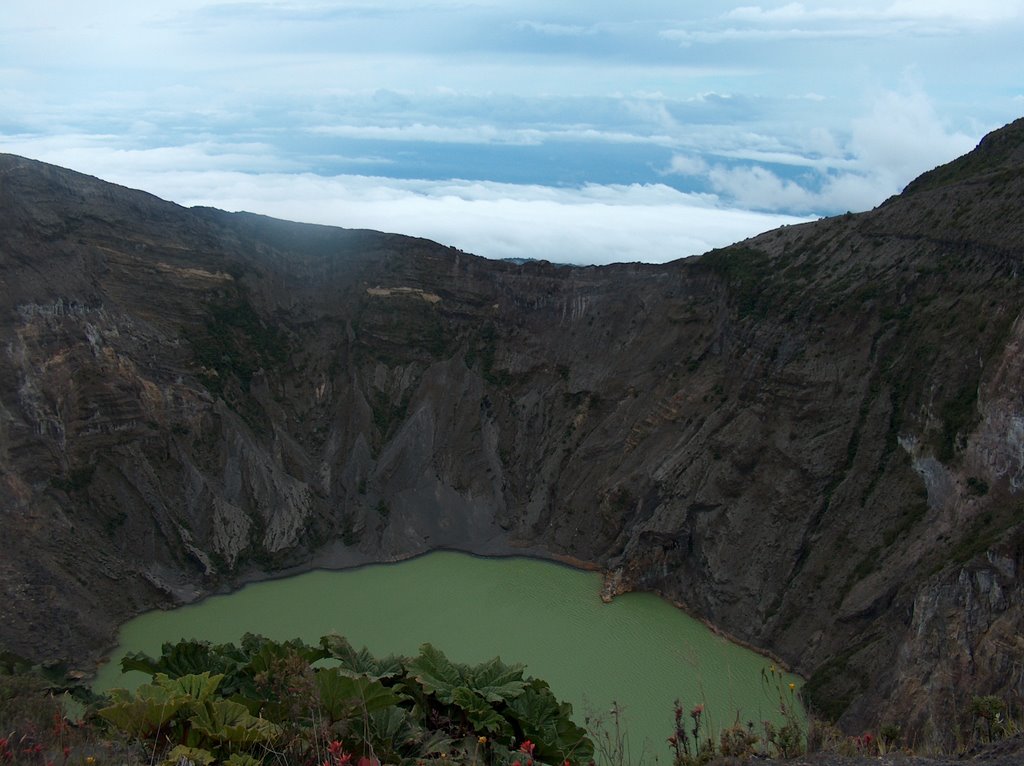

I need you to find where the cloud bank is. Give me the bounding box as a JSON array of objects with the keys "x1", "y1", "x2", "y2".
[
  {"x1": 0, "y1": 133, "x2": 805, "y2": 264},
  {"x1": 2, "y1": 1, "x2": 1021, "y2": 264}
]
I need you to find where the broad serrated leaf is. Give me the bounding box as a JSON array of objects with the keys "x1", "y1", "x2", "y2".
[
  {"x1": 243, "y1": 636, "x2": 325, "y2": 679},
  {"x1": 189, "y1": 698, "x2": 282, "y2": 744},
  {"x1": 120, "y1": 640, "x2": 223, "y2": 679},
  {"x1": 97, "y1": 682, "x2": 189, "y2": 736},
  {"x1": 506, "y1": 682, "x2": 593, "y2": 763},
  {"x1": 551, "y1": 712, "x2": 594, "y2": 763},
  {"x1": 161, "y1": 745, "x2": 216, "y2": 766},
  {"x1": 406, "y1": 644, "x2": 465, "y2": 704},
  {"x1": 119, "y1": 651, "x2": 166, "y2": 677},
  {"x1": 157, "y1": 672, "x2": 224, "y2": 702},
  {"x1": 450, "y1": 686, "x2": 513, "y2": 738},
  {"x1": 467, "y1": 656, "x2": 527, "y2": 704},
  {"x1": 319, "y1": 635, "x2": 403, "y2": 680},
  {"x1": 223, "y1": 754, "x2": 265, "y2": 766},
  {"x1": 316, "y1": 668, "x2": 405, "y2": 722},
  {"x1": 370, "y1": 705, "x2": 411, "y2": 743}
]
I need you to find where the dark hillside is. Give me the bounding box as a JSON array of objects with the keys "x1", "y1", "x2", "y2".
[{"x1": 1, "y1": 120, "x2": 1023, "y2": 746}]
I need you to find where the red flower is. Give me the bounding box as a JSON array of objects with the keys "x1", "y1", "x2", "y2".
[
  {"x1": 326, "y1": 741, "x2": 352, "y2": 766},
  {"x1": 519, "y1": 740, "x2": 536, "y2": 756},
  {"x1": 690, "y1": 704, "x2": 704, "y2": 718}
]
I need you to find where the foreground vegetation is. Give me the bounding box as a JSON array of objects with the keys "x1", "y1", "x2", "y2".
[
  {"x1": 1, "y1": 636, "x2": 1020, "y2": 765},
  {"x1": 4, "y1": 634, "x2": 591, "y2": 766}
]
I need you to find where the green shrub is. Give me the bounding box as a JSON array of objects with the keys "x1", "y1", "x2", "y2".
[{"x1": 106, "y1": 634, "x2": 594, "y2": 765}]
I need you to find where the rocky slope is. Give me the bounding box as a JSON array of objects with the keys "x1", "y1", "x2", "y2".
[{"x1": 2, "y1": 118, "x2": 1024, "y2": 746}]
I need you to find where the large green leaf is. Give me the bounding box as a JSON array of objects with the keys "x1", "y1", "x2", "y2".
[
  {"x1": 370, "y1": 705, "x2": 411, "y2": 744},
  {"x1": 450, "y1": 686, "x2": 513, "y2": 739},
  {"x1": 223, "y1": 753, "x2": 264, "y2": 766},
  {"x1": 506, "y1": 681, "x2": 593, "y2": 763},
  {"x1": 119, "y1": 639, "x2": 256, "y2": 700},
  {"x1": 466, "y1": 657, "x2": 527, "y2": 704},
  {"x1": 160, "y1": 672, "x2": 224, "y2": 702},
  {"x1": 97, "y1": 683, "x2": 189, "y2": 736},
  {"x1": 315, "y1": 668, "x2": 405, "y2": 722},
  {"x1": 190, "y1": 698, "x2": 282, "y2": 744},
  {"x1": 369, "y1": 706, "x2": 453, "y2": 763},
  {"x1": 161, "y1": 745, "x2": 216, "y2": 766},
  {"x1": 406, "y1": 644, "x2": 465, "y2": 704},
  {"x1": 120, "y1": 639, "x2": 223, "y2": 679},
  {"x1": 319, "y1": 635, "x2": 403, "y2": 680},
  {"x1": 223, "y1": 754, "x2": 265, "y2": 766},
  {"x1": 244, "y1": 636, "x2": 325, "y2": 678}
]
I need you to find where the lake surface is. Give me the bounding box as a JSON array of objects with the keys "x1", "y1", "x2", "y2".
[{"x1": 94, "y1": 551, "x2": 799, "y2": 759}]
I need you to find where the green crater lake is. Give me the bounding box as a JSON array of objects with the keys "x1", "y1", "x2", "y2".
[{"x1": 95, "y1": 551, "x2": 799, "y2": 757}]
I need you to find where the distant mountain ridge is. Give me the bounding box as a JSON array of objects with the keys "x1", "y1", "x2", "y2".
[{"x1": 1, "y1": 117, "x2": 1023, "y2": 744}]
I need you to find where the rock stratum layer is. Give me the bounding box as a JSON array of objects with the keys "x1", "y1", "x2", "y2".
[{"x1": 2, "y1": 119, "x2": 1024, "y2": 745}]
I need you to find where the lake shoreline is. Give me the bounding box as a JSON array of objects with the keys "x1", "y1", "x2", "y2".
[
  {"x1": 95, "y1": 541, "x2": 796, "y2": 683},
  {"x1": 94, "y1": 550, "x2": 803, "y2": 758}
]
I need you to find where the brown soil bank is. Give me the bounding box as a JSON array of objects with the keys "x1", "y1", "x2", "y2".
[{"x1": 2, "y1": 118, "x2": 1024, "y2": 750}]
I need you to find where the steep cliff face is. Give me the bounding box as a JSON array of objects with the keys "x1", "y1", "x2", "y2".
[{"x1": 2, "y1": 118, "x2": 1024, "y2": 743}]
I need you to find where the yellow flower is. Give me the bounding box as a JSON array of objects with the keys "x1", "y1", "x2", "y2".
[
  {"x1": 85, "y1": 759, "x2": 96, "y2": 766},
  {"x1": 478, "y1": 736, "x2": 487, "y2": 744},
  {"x1": 788, "y1": 683, "x2": 795, "y2": 691}
]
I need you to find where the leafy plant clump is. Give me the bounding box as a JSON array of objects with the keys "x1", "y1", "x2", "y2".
[{"x1": 100, "y1": 633, "x2": 593, "y2": 766}]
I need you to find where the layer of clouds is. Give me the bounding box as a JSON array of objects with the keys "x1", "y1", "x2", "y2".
[
  {"x1": 664, "y1": 86, "x2": 977, "y2": 214},
  {"x1": 664, "y1": 0, "x2": 1024, "y2": 44},
  {"x1": 0, "y1": 135, "x2": 805, "y2": 265},
  {"x1": 725, "y1": 1, "x2": 1024, "y2": 23},
  {"x1": 2, "y1": 0, "x2": 1022, "y2": 259}
]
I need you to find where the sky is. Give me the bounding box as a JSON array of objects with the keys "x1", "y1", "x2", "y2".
[{"x1": 2, "y1": 1, "x2": 1023, "y2": 265}]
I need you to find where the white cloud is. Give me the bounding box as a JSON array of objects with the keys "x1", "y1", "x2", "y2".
[
  {"x1": 683, "y1": 86, "x2": 978, "y2": 214},
  {"x1": 664, "y1": 155, "x2": 709, "y2": 176},
  {"x1": 155, "y1": 171, "x2": 805, "y2": 265},
  {"x1": 0, "y1": 136, "x2": 806, "y2": 265},
  {"x1": 516, "y1": 20, "x2": 596, "y2": 36},
  {"x1": 713, "y1": 148, "x2": 858, "y2": 171},
  {"x1": 884, "y1": 0, "x2": 1024, "y2": 22},
  {"x1": 309, "y1": 123, "x2": 547, "y2": 145},
  {"x1": 660, "y1": 27, "x2": 875, "y2": 45},
  {"x1": 0, "y1": 135, "x2": 296, "y2": 174},
  {"x1": 725, "y1": 1, "x2": 1024, "y2": 23},
  {"x1": 664, "y1": 1, "x2": 1024, "y2": 46},
  {"x1": 847, "y1": 88, "x2": 975, "y2": 184},
  {"x1": 307, "y1": 122, "x2": 679, "y2": 147},
  {"x1": 707, "y1": 165, "x2": 816, "y2": 211}
]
